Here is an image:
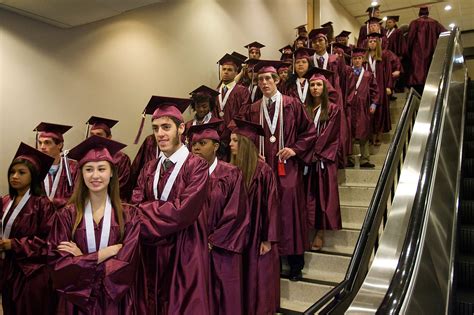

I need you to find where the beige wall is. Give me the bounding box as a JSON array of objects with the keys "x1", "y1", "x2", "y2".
[
  {"x1": 0, "y1": 0, "x2": 306, "y2": 194},
  {"x1": 317, "y1": 0, "x2": 361, "y2": 46}
]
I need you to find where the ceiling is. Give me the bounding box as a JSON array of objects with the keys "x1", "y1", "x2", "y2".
[
  {"x1": 337, "y1": 0, "x2": 474, "y2": 31},
  {"x1": 0, "y1": 0, "x2": 163, "y2": 28}
]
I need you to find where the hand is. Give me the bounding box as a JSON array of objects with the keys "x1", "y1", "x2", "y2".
[
  {"x1": 392, "y1": 71, "x2": 400, "y2": 78},
  {"x1": 57, "y1": 241, "x2": 83, "y2": 256},
  {"x1": 259, "y1": 241, "x2": 271, "y2": 255},
  {"x1": 386, "y1": 88, "x2": 392, "y2": 96},
  {"x1": 111, "y1": 244, "x2": 123, "y2": 256},
  {"x1": 0, "y1": 239, "x2": 12, "y2": 251},
  {"x1": 258, "y1": 154, "x2": 266, "y2": 162},
  {"x1": 208, "y1": 243, "x2": 213, "y2": 252},
  {"x1": 276, "y1": 147, "x2": 296, "y2": 161},
  {"x1": 369, "y1": 104, "x2": 377, "y2": 114}
]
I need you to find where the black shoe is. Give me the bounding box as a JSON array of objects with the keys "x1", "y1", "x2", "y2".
[
  {"x1": 346, "y1": 160, "x2": 355, "y2": 167},
  {"x1": 289, "y1": 270, "x2": 302, "y2": 281},
  {"x1": 360, "y1": 162, "x2": 375, "y2": 168},
  {"x1": 389, "y1": 95, "x2": 397, "y2": 101}
]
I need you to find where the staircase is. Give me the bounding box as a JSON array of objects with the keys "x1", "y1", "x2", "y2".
[
  {"x1": 454, "y1": 80, "x2": 474, "y2": 314},
  {"x1": 279, "y1": 93, "x2": 408, "y2": 313}
]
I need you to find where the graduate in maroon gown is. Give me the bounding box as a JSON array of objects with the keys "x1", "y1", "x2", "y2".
[
  {"x1": 48, "y1": 136, "x2": 141, "y2": 315},
  {"x1": 131, "y1": 96, "x2": 210, "y2": 315},
  {"x1": 385, "y1": 16, "x2": 407, "y2": 60},
  {"x1": 214, "y1": 53, "x2": 251, "y2": 158},
  {"x1": 34, "y1": 122, "x2": 77, "y2": 209},
  {"x1": 1, "y1": 143, "x2": 55, "y2": 315},
  {"x1": 284, "y1": 47, "x2": 315, "y2": 103},
  {"x1": 407, "y1": 6, "x2": 447, "y2": 94},
  {"x1": 86, "y1": 116, "x2": 132, "y2": 202},
  {"x1": 335, "y1": 30, "x2": 354, "y2": 49},
  {"x1": 357, "y1": 5, "x2": 387, "y2": 48},
  {"x1": 276, "y1": 61, "x2": 291, "y2": 93},
  {"x1": 365, "y1": 33, "x2": 401, "y2": 145},
  {"x1": 346, "y1": 48, "x2": 380, "y2": 168},
  {"x1": 188, "y1": 121, "x2": 250, "y2": 315},
  {"x1": 130, "y1": 134, "x2": 158, "y2": 187},
  {"x1": 304, "y1": 72, "x2": 342, "y2": 250},
  {"x1": 245, "y1": 41, "x2": 265, "y2": 60},
  {"x1": 229, "y1": 119, "x2": 280, "y2": 315},
  {"x1": 238, "y1": 59, "x2": 263, "y2": 104},
  {"x1": 241, "y1": 60, "x2": 316, "y2": 281}
]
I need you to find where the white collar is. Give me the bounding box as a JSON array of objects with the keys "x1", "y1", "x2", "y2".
[
  {"x1": 209, "y1": 158, "x2": 218, "y2": 175},
  {"x1": 221, "y1": 81, "x2": 236, "y2": 89},
  {"x1": 315, "y1": 51, "x2": 329, "y2": 59},
  {"x1": 263, "y1": 91, "x2": 280, "y2": 104},
  {"x1": 159, "y1": 144, "x2": 188, "y2": 164}
]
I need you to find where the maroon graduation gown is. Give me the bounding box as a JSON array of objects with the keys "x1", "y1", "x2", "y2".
[
  {"x1": 130, "y1": 134, "x2": 158, "y2": 187},
  {"x1": 306, "y1": 103, "x2": 342, "y2": 230},
  {"x1": 346, "y1": 68, "x2": 380, "y2": 140},
  {"x1": 207, "y1": 161, "x2": 250, "y2": 315},
  {"x1": 357, "y1": 25, "x2": 387, "y2": 48},
  {"x1": 44, "y1": 159, "x2": 77, "y2": 209},
  {"x1": 242, "y1": 161, "x2": 280, "y2": 315},
  {"x1": 132, "y1": 153, "x2": 210, "y2": 315},
  {"x1": 366, "y1": 49, "x2": 401, "y2": 133},
  {"x1": 243, "y1": 95, "x2": 316, "y2": 255},
  {"x1": 386, "y1": 27, "x2": 407, "y2": 59},
  {"x1": 114, "y1": 151, "x2": 131, "y2": 202},
  {"x1": 407, "y1": 16, "x2": 447, "y2": 86},
  {"x1": 1, "y1": 195, "x2": 56, "y2": 315},
  {"x1": 48, "y1": 204, "x2": 141, "y2": 315}
]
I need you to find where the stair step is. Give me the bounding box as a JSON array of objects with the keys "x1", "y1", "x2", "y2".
[
  {"x1": 460, "y1": 225, "x2": 474, "y2": 254},
  {"x1": 460, "y1": 201, "x2": 474, "y2": 225},
  {"x1": 339, "y1": 184, "x2": 375, "y2": 207},
  {"x1": 279, "y1": 298, "x2": 313, "y2": 313},
  {"x1": 464, "y1": 142, "x2": 474, "y2": 158},
  {"x1": 280, "y1": 278, "x2": 332, "y2": 307},
  {"x1": 338, "y1": 168, "x2": 381, "y2": 186},
  {"x1": 463, "y1": 179, "x2": 474, "y2": 200},
  {"x1": 322, "y1": 229, "x2": 360, "y2": 255},
  {"x1": 457, "y1": 255, "x2": 474, "y2": 289},
  {"x1": 462, "y1": 159, "x2": 474, "y2": 177},
  {"x1": 341, "y1": 205, "x2": 367, "y2": 229},
  {"x1": 455, "y1": 288, "x2": 474, "y2": 315}
]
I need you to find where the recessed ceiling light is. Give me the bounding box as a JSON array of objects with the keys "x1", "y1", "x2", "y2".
[
  {"x1": 382, "y1": 16, "x2": 388, "y2": 21},
  {"x1": 371, "y1": 1, "x2": 378, "y2": 6},
  {"x1": 445, "y1": 5, "x2": 452, "y2": 11},
  {"x1": 449, "y1": 23, "x2": 455, "y2": 28}
]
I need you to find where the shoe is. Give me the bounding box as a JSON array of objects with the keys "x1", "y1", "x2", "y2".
[
  {"x1": 289, "y1": 270, "x2": 303, "y2": 281},
  {"x1": 360, "y1": 162, "x2": 375, "y2": 168},
  {"x1": 390, "y1": 95, "x2": 398, "y2": 101},
  {"x1": 346, "y1": 160, "x2": 355, "y2": 167}
]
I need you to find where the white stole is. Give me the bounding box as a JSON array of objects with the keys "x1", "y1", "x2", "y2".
[
  {"x1": 218, "y1": 84, "x2": 236, "y2": 113},
  {"x1": 296, "y1": 79, "x2": 309, "y2": 103},
  {"x1": 84, "y1": 195, "x2": 112, "y2": 253},
  {"x1": 209, "y1": 158, "x2": 218, "y2": 175},
  {"x1": 1, "y1": 189, "x2": 31, "y2": 240}
]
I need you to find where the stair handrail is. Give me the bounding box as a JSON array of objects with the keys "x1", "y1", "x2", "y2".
[{"x1": 304, "y1": 85, "x2": 421, "y2": 314}]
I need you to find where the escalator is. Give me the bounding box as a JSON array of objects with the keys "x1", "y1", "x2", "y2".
[{"x1": 454, "y1": 80, "x2": 474, "y2": 314}]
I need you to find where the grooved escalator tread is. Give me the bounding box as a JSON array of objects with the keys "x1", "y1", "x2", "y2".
[
  {"x1": 457, "y1": 254, "x2": 474, "y2": 289},
  {"x1": 465, "y1": 126, "x2": 474, "y2": 141},
  {"x1": 462, "y1": 159, "x2": 474, "y2": 177},
  {"x1": 460, "y1": 225, "x2": 474, "y2": 254},
  {"x1": 464, "y1": 141, "x2": 474, "y2": 158},
  {"x1": 462, "y1": 178, "x2": 474, "y2": 199},
  {"x1": 460, "y1": 200, "x2": 474, "y2": 225},
  {"x1": 455, "y1": 288, "x2": 474, "y2": 315},
  {"x1": 467, "y1": 112, "x2": 474, "y2": 125}
]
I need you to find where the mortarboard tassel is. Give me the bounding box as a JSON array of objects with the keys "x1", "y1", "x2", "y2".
[{"x1": 134, "y1": 113, "x2": 146, "y2": 144}]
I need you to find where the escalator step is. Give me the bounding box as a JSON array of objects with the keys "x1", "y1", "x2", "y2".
[
  {"x1": 465, "y1": 142, "x2": 474, "y2": 158},
  {"x1": 460, "y1": 225, "x2": 474, "y2": 254},
  {"x1": 455, "y1": 289, "x2": 474, "y2": 315},
  {"x1": 467, "y1": 112, "x2": 474, "y2": 125},
  {"x1": 469, "y1": 100, "x2": 474, "y2": 110},
  {"x1": 463, "y1": 159, "x2": 474, "y2": 177},
  {"x1": 463, "y1": 179, "x2": 474, "y2": 199},
  {"x1": 457, "y1": 255, "x2": 474, "y2": 289},
  {"x1": 460, "y1": 201, "x2": 474, "y2": 225},
  {"x1": 465, "y1": 126, "x2": 474, "y2": 141}
]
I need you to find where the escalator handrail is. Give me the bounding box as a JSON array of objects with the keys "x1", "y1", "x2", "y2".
[
  {"x1": 303, "y1": 84, "x2": 421, "y2": 314},
  {"x1": 377, "y1": 28, "x2": 458, "y2": 314}
]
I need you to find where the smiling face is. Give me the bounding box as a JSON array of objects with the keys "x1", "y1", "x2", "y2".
[
  {"x1": 9, "y1": 163, "x2": 32, "y2": 193},
  {"x1": 152, "y1": 116, "x2": 184, "y2": 157},
  {"x1": 82, "y1": 161, "x2": 112, "y2": 193},
  {"x1": 194, "y1": 101, "x2": 211, "y2": 120}
]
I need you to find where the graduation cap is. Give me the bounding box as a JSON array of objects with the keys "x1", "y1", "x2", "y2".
[
  {"x1": 280, "y1": 53, "x2": 293, "y2": 63},
  {"x1": 279, "y1": 45, "x2": 293, "y2": 54},
  {"x1": 320, "y1": 21, "x2": 333, "y2": 28},
  {"x1": 365, "y1": 17, "x2": 383, "y2": 25},
  {"x1": 295, "y1": 24, "x2": 308, "y2": 34},
  {"x1": 386, "y1": 16, "x2": 400, "y2": 22},
  {"x1": 351, "y1": 47, "x2": 367, "y2": 57},
  {"x1": 68, "y1": 135, "x2": 126, "y2": 168},
  {"x1": 12, "y1": 142, "x2": 54, "y2": 181},
  {"x1": 294, "y1": 47, "x2": 315, "y2": 60},
  {"x1": 190, "y1": 85, "x2": 220, "y2": 98},
  {"x1": 231, "y1": 118, "x2": 265, "y2": 148},
  {"x1": 244, "y1": 41, "x2": 265, "y2": 52},
  {"x1": 231, "y1": 51, "x2": 247, "y2": 63},
  {"x1": 419, "y1": 6, "x2": 429, "y2": 16},
  {"x1": 217, "y1": 53, "x2": 243, "y2": 69},
  {"x1": 367, "y1": 32, "x2": 384, "y2": 39},
  {"x1": 366, "y1": 5, "x2": 380, "y2": 16},
  {"x1": 308, "y1": 27, "x2": 329, "y2": 41},
  {"x1": 134, "y1": 96, "x2": 191, "y2": 144},
  {"x1": 335, "y1": 30, "x2": 351, "y2": 39},
  {"x1": 246, "y1": 58, "x2": 260, "y2": 71},
  {"x1": 331, "y1": 42, "x2": 351, "y2": 55},
  {"x1": 187, "y1": 120, "x2": 223, "y2": 143},
  {"x1": 277, "y1": 61, "x2": 291, "y2": 71},
  {"x1": 304, "y1": 66, "x2": 335, "y2": 81},
  {"x1": 253, "y1": 60, "x2": 285, "y2": 74},
  {"x1": 85, "y1": 116, "x2": 118, "y2": 139},
  {"x1": 34, "y1": 122, "x2": 72, "y2": 147}
]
